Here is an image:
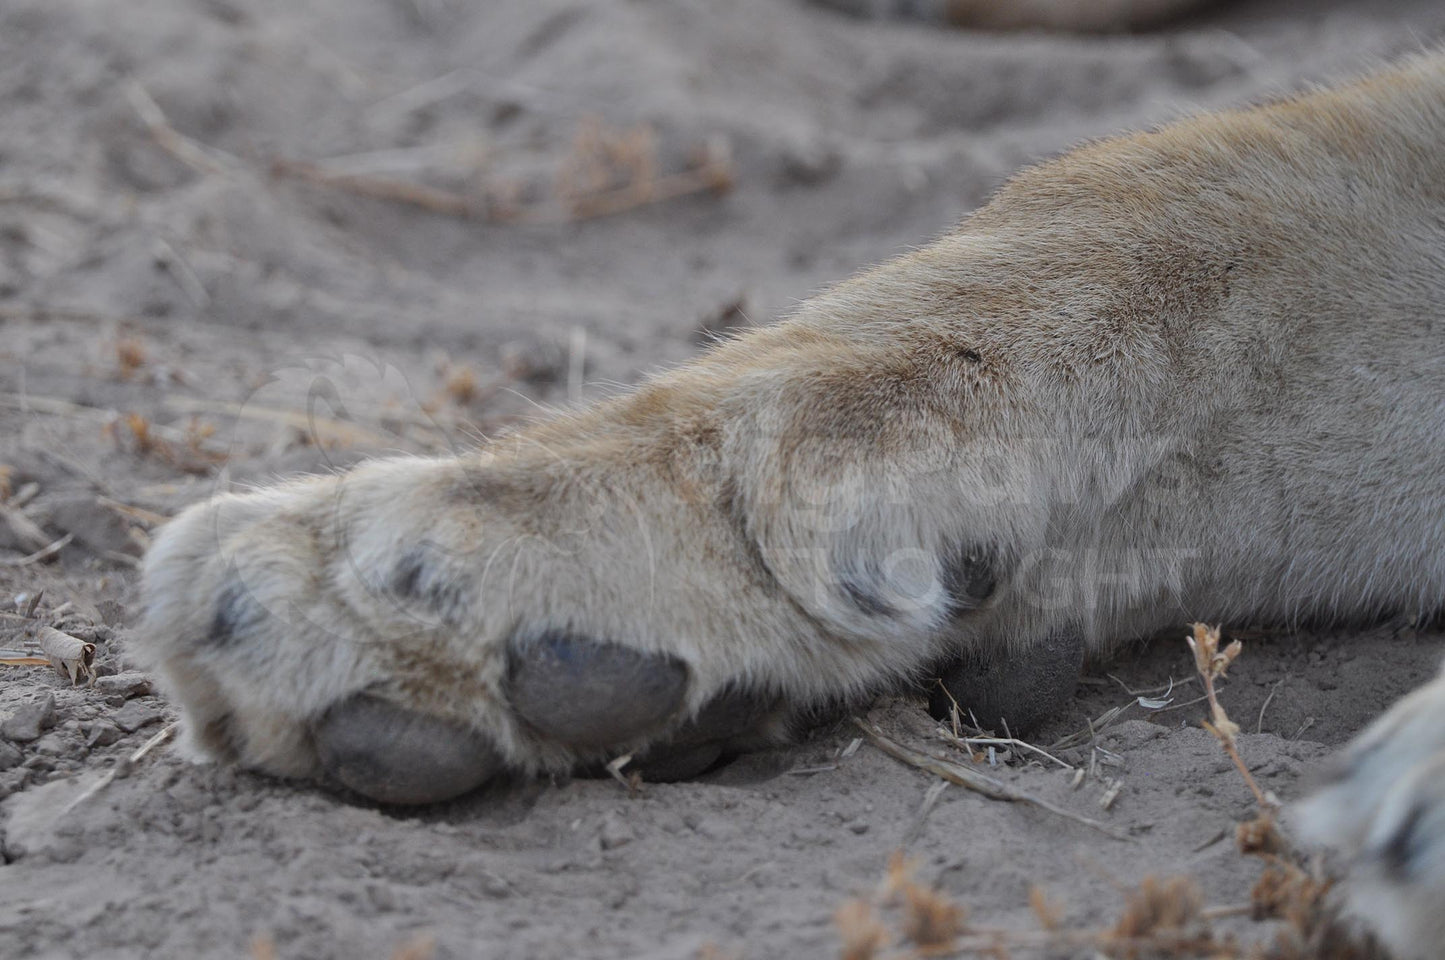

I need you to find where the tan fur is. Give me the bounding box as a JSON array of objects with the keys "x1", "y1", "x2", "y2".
[{"x1": 138, "y1": 55, "x2": 1445, "y2": 955}]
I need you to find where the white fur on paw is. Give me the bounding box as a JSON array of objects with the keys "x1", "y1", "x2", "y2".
[{"x1": 1295, "y1": 671, "x2": 1445, "y2": 959}]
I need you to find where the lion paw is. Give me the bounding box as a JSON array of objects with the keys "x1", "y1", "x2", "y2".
[{"x1": 1295, "y1": 670, "x2": 1445, "y2": 959}]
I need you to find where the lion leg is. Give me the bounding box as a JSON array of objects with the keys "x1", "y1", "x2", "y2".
[
  {"x1": 137, "y1": 306, "x2": 1085, "y2": 803},
  {"x1": 137, "y1": 54, "x2": 1445, "y2": 853}
]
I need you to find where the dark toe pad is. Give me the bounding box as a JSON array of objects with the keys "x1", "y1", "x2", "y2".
[
  {"x1": 507, "y1": 635, "x2": 688, "y2": 751},
  {"x1": 928, "y1": 632, "x2": 1084, "y2": 736},
  {"x1": 312, "y1": 694, "x2": 503, "y2": 805},
  {"x1": 627, "y1": 687, "x2": 782, "y2": 781}
]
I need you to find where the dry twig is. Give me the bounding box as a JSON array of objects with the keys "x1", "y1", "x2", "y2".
[
  {"x1": 1186, "y1": 623, "x2": 1273, "y2": 810},
  {"x1": 0, "y1": 501, "x2": 51, "y2": 553},
  {"x1": 124, "y1": 81, "x2": 242, "y2": 175},
  {"x1": 270, "y1": 123, "x2": 732, "y2": 226},
  {"x1": 853, "y1": 719, "x2": 1131, "y2": 842},
  {"x1": 58, "y1": 722, "x2": 177, "y2": 818},
  {"x1": 0, "y1": 532, "x2": 72, "y2": 567}
]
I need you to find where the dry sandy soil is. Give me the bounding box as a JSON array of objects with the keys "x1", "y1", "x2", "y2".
[{"x1": 2, "y1": 1, "x2": 1445, "y2": 957}]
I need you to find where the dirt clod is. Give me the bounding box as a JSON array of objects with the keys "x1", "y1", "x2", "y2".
[
  {"x1": 1, "y1": 693, "x2": 56, "y2": 743},
  {"x1": 94, "y1": 673, "x2": 154, "y2": 699},
  {"x1": 110, "y1": 700, "x2": 165, "y2": 734}
]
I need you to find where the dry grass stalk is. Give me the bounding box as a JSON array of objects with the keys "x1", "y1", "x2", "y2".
[
  {"x1": 853, "y1": 719, "x2": 1132, "y2": 841},
  {"x1": 900, "y1": 880, "x2": 967, "y2": 949},
  {"x1": 836, "y1": 898, "x2": 889, "y2": 960},
  {"x1": 115, "y1": 337, "x2": 148, "y2": 380},
  {"x1": 1181, "y1": 624, "x2": 1385, "y2": 960},
  {"x1": 604, "y1": 753, "x2": 644, "y2": 796},
  {"x1": 1028, "y1": 886, "x2": 1062, "y2": 931},
  {"x1": 95, "y1": 496, "x2": 170, "y2": 528},
  {"x1": 58, "y1": 722, "x2": 177, "y2": 818},
  {"x1": 125, "y1": 67, "x2": 731, "y2": 223},
  {"x1": 934, "y1": 727, "x2": 1075, "y2": 771},
  {"x1": 163, "y1": 394, "x2": 446, "y2": 452},
  {"x1": 0, "y1": 532, "x2": 72, "y2": 567},
  {"x1": 837, "y1": 854, "x2": 1251, "y2": 959},
  {"x1": 0, "y1": 501, "x2": 52, "y2": 553},
  {"x1": 124, "y1": 81, "x2": 243, "y2": 175},
  {"x1": 271, "y1": 120, "x2": 732, "y2": 226},
  {"x1": 108, "y1": 412, "x2": 227, "y2": 475},
  {"x1": 0, "y1": 392, "x2": 215, "y2": 450},
  {"x1": 825, "y1": 624, "x2": 1391, "y2": 959},
  {"x1": 5, "y1": 481, "x2": 34, "y2": 508},
  {"x1": 0, "y1": 654, "x2": 50, "y2": 667},
  {"x1": 1186, "y1": 623, "x2": 1272, "y2": 810},
  {"x1": 1113, "y1": 875, "x2": 1205, "y2": 939}
]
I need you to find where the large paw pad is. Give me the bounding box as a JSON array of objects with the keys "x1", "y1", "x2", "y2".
[
  {"x1": 506, "y1": 635, "x2": 690, "y2": 751},
  {"x1": 313, "y1": 695, "x2": 504, "y2": 805}
]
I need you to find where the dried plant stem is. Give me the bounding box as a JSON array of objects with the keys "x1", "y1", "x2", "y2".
[
  {"x1": 95, "y1": 496, "x2": 170, "y2": 528},
  {"x1": 271, "y1": 151, "x2": 732, "y2": 225},
  {"x1": 0, "y1": 501, "x2": 51, "y2": 552},
  {"x1": 124, "y1": 81, "x2": 242, "y2": 175},
  {"x1": 938, "y1": 927, "x2": 1239, "y2": 956},
  {"x1": 270, "y1": 158, "x2": 481, "y2": 216},
  {"x1": 0, "y1": 393, "x2": 226, "y2": 453},
  {"x1": 934, "y1": 728, "x2": 1075, "y2": 771},
  {"x1": 58, "y1": 722, "x2": 177, "y2": 818},
  {"x1": 162, "y1": 395, "x2": 416, "y2": 449},
  {"x1": 1187, "y1": 623, "x2": 1273, "y2": 811},
  {"x1": 1203, "y1": 669, "x2": 1270, "y2": 809},
  {"x1": 853, "y1": 720, "x2": 1132, "y2": 842},
  {"x1": 0, "y1": 533, "x2": 73, "y2": 567}
]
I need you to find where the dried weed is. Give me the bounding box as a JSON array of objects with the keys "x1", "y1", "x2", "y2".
[
  {"x1": 836, "y1": 897, "x2": 889, "y2": 960},
  {"x1": 106, "y1": 411, "x2": 227, "y2": 474},
  {"x1": 831, "y1": 624, "x2": 1387, "y2": 960},
  {"x1": 115, "y1": 337, "x2": 148, "y2": 381}
]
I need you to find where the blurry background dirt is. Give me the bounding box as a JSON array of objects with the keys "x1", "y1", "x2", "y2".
[{"x1": 2, "y1": 1, "x2": 1444, "y2": 957}]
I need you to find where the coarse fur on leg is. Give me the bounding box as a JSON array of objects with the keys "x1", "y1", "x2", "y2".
[{"x1": 138, "y1": 53, "x2": 1445, "y2": 955}]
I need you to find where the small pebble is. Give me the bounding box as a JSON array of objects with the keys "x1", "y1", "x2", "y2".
[
  {"x1": 111, "y1": 700, "x2": 165, "y2": 733},
  {"x1": 0, "y1": 740, "x2": 22, "y2": 771},
  {"x1": 33, "y1": 733, "x2": 80, "y2": 759},
  {"x1": 848, "y1": 821, "x2": 870, "y2": 835},
  {"x1": 94, "y1": 673, "x2": 154, "y2": 699},
  {"x1": 85, "y1": 721, "x2": 123, "y2": 747},
  {"x1": 1, "y1": 693, "x2": 57, "y2": 743},
  {"x1": 480, "y1": 874, "x2": 512, "y2": 899}
]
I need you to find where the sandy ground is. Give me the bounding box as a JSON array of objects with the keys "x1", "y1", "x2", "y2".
[{"x1": 3, "y1": 1, "x2": 1445, "y2": 957}]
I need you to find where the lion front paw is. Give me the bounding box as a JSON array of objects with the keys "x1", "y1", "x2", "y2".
[
  {"x1": 1295, "y1": 671, "x2": 1445, "y2": 959},
  {"x1": 135, "y1": 450, "x2": 823, "y2": 805}
]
